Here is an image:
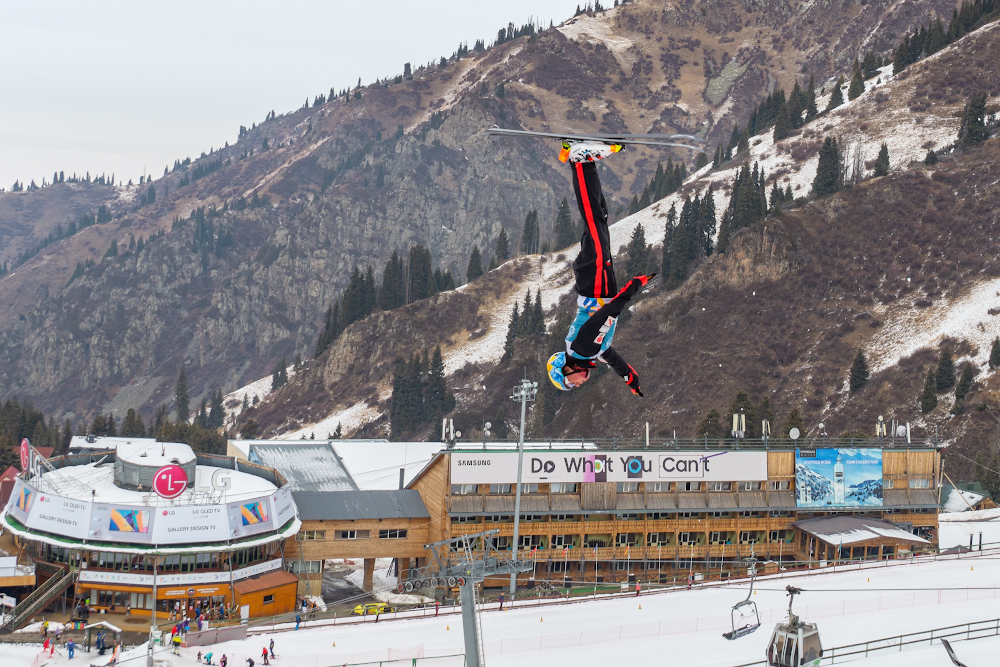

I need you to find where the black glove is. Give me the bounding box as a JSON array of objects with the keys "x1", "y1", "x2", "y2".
[{"x1": 625, "y1": 364, "x2": 643, "y2": 397}]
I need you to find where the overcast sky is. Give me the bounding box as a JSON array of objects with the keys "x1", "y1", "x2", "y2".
[{"x1": 0, "y1": 0, "x2": 582, "y2": 190}]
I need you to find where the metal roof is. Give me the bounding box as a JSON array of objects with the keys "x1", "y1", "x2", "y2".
[
  {"x1": 792, "y1": 515, "x2": 930, "y2": 546},
  {"x1": 248, "y1": 443, "x2": 357, "y2": 492},
  {"x1": 291, "y1": 490, "x2": 430, "y2": 521}
]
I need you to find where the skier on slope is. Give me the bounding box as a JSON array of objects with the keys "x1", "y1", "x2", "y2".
[{"x1": 546, "y1": 141, "x2": 652, "y2": 397}]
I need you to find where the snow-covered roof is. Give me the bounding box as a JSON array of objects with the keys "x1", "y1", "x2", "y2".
[
  {"x1": 943, "y1": 487, "x2": 985, "y2": 513},
  {"x1": 117, "y1": 440, "x2": 195, "y2": 467},
  {"x1": 332, "y1": 441, "x2": 444, "y2": 490},
  {"x1": 792, "y1": 515, "x2": 930, "y2": 546},
  {"x1": 68, "y1": 436, "x2": 157, "y2": 451},
  {"x1": 247, "y1": 443, "x2": 358, "y2": 492}
]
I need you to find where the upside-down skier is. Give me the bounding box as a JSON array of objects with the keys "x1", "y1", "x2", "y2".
[{"x1": 546, "y1": 141, "x2": 653, "y2": 397}]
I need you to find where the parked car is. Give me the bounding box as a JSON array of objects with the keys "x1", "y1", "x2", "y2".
[{"x1": 350, "y1": 602, "x2": 392, "y2": 616}]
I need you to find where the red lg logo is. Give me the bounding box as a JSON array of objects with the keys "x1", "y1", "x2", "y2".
[{"x1": 153, "y1": 465, "x2": 188, "y2": 499}]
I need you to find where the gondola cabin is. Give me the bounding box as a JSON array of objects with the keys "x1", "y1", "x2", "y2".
[{"x1": 766, "y1": 586, "x2": 822, "y2": 667}]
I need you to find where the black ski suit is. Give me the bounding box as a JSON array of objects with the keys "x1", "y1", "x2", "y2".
[{"x1": 571, "y1": 161, "x2": 618, "y2": 299}]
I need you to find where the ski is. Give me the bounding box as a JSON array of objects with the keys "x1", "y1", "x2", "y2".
[{"x1": 484, "y1": 127, "x2": 705, "y2": 152}]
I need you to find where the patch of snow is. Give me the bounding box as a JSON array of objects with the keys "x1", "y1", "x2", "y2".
[
  {"x1": 276, "y1": 398, "x2": 384, "y2": 441},
  {"x1": 344, "y1": 557, "x2": 433, "y2": 605}
]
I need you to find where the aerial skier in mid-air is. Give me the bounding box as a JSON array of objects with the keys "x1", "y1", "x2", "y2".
[{"x1": 546, "y1": 141, "x2": 653, "y2": 397}]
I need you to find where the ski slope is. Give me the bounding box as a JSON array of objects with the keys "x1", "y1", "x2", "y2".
[{"x1": 11, "y1": 552, "x2": 1000, "y2": 667}]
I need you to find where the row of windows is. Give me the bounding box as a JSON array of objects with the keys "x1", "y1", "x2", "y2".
[
  {"x1": 451, "y1": 511, "x2": 792, "y2": 523},
  {"x1": 452, "y1": 481, "x2": 788, "y2": 495},
  {"x1": 39, "y1": 545, "x2": 269, "y2": 572},
  {"x1": 481, "y1": 529, "x2": 793, "y2": 550},
  {"x1": 326, "y1": 529, "x2": 409, "y2": 540},
  {"x1": 288, "y1": 560, "x2": 322, "y2": 573}
]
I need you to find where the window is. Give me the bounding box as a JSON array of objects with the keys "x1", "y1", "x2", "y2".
[
  {"x1": 551, "y1": 535, "x2": 573, "y2": 547},
  {"x1": 647, "y1": 512, "x2": 668, "y2": 520},
  {"x1": 708, "y1": 511, "x2": 730, "y2": 518},
  {"x1": 494, "y1": 536, "x2": 511, "y2": 550},
  {"x1": 769, "y1": 530, "x2": 787, "y2": 542},
  {"x1": 680, "y1": 482, "x2": 701, "y2": 492},
  {"x1": 709, "y1": 531, "x2": 727, "y2": 545},
  {"x1": 770, "y1": 510, "x2": 791, "y2": 518},
  {"x1": 678, "y1": 532, "x2": 695, "y2": 546},
  {"x1": 379, "y1": 529, "x2": 408, "y2": 539},
  {"x1": 552, "y1": 514, "x2": 576, "y2": 522},
  {"x1": 909, "y1": 478, "x2": 931, "y2": 489},
  {"x1": 451, "y1": 484, "x2": 478, "y2": 495},
  {"x1": 615, "y1": 512, "x2": 640, "y2": 521},
  {"x1": 520, "y1": 514, "x2": 546, "y2": 522},
  {"x1": 708, "y1": 481, "x2": 731, "y2": 491},
  {"x1": 296, "y1": 530, "x2": 326, "y2": 541},
  {"x1": 616, "y1": 533, "x2": 638, "y2": 546},
  {"x1": 263, "y1": 594, "x2": 274, "y2": 604},
  {"x1": 768, "y1": 480, "x2": 790, "y2": 491},
  {"x1": 647, "y1": 533, "x2": 669, "y2": 546},
  {"x1": 335, "y1": 530, "x2": 370, "y2": 540},
  {"x1": 489, "y1": 484, "x2": 512, "y2": 494},
  {"x1": 288, "y1": 560, "x2": 322, "y2": 574},
  {"x1": 548, "y1": 561, "x2": 566, "y2": 572},
  {"x1": 484, "y1": 514, "x2": 512, "y2": 523},
  {"x1": 520, "y1": 484, "x2": 538, "y2": 493},
  {"x1": 885, "y1": 478, "x2": 895, "y2": 489},
  {"x1": 517, "y1": 535, "x2": 541, "y2": 548},
  {"x1": 739, "y1": 531, "x2": 756, "y2": 544},
  {"x1": 451, "y1": 515, "x2": 475, "y2": 523},
  {"x1": 678, "y1": 511, "x2": 699, "y2": 519},
  {"x1": 739, "y1": 510, "x2": 759, "y2": 518},
  {"x1": 551, "y1": 483, "x2": 577, "y2": 493},
  {"x1": 646, "y1": 482, "x2": 671, "y2": 492},
  {"x1": 614, "y1": 561, "x2": 629, "y2": 571},
  {"x1": 740, "y1": 481, "x2": 762, "y2": 491},
  {"x1": 616, "y1": 482, "x2": 640, "y2": 493}
]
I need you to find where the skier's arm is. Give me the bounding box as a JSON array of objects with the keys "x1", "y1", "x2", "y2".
[
  {"x1": 599, "y1": 347, "x2": 643, "y2": 397},
  {"x1": 567, "y1": 275, "x2": 654, "y2": 359}
]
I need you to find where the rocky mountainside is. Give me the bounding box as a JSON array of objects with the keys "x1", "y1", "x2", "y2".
[
  {"x1": 0, "y1": 0, "x2": 972, "y2": 426},
  {"x1": 246, "y1": 14, "x2": 1000, "y2": 490}
]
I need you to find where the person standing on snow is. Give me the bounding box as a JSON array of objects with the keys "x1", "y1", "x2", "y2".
[{"x1": 546, "y1": 141, "x2": 651, "y2": 397}]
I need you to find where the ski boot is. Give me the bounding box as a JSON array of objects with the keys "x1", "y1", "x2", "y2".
[{"x1": 559, "y1": 140, "x2": 624, "y2": 163}]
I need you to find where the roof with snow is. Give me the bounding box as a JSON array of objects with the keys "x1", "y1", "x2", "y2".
[
  {"x1": 792, "y1": 516, "x2": 930, "y2": 546},
  {"x1": 247, "y1": 442, "x2": 358, "y2": 492},
  {"x1": 941, "y1": 484, "x2": 988, "y2": 513},
  {"x1": 292, "y1": 489, "x2": 429, "y2": 521},
  {"x1": 69, "y1": 435, "x2": 158, "y2": 452}
]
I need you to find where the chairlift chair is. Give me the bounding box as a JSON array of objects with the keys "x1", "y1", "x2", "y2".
[
  {"x1": 722, "y1": 556, "x2": 761, "y2": 640},
  {"x1": 766, "y1": 586, "x2": 823, "y2": 667}
]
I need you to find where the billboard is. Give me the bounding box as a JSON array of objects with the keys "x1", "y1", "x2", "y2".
[
  {"x1": 796, "y1": 448, "x2": 883, "y2": 508},
  {"x1": 151, "y1": 505, "x2": 230, "y2": 543},
  {"x1": 269, "y1": 486, "x2": 295, "y2": 528},
  {"x1": 450, "y1": 451, "x2": 768, "y2": 484},
  {"x1": 89, "y1": 504, "x2": 154, "y2": 544},
  {"x1": 227, "y1": 499, "x2": 273, "y2": 538},
  {"x1": 25, "y1": 492, "x2": 92, "y2": 540}
]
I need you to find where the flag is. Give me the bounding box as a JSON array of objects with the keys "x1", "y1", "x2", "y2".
[
  {"x1": 625, "y1": 544, "x2": 630, "y2": 558},
  {"x1": 563, "y1": 546, "x2": 568, "y2": 557},
  {"x1": 593, "y1": 545, "x2": 598, "y2": 555}
]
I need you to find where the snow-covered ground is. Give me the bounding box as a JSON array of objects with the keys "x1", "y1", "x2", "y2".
[
  {"x1": 344, "y1": 557, "x2": 433, "y2": 605},
  {"x1": 939, "y1": 513, "x2": 1000, "y2": 550},
  {"x1": 10, "y1": 553, "x2": 1000, "y2": 667}
]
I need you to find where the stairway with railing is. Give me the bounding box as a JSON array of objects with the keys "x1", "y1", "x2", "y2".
[{"x1": 0, "y1": 567, "x2": 77, "y2": 633}]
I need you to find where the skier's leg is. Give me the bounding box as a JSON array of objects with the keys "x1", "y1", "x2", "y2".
[{"x1": 571, "y1": 161, "x2": 617, "y2": 299}]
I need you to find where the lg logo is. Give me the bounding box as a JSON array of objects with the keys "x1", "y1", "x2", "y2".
[{"x1": 154, "y1": 465, "x2": 188, "y2": 499}]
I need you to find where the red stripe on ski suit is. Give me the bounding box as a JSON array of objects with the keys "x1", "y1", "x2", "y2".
[{"x1": 576, "y1": 162, "x2": 603, "y2": 297}]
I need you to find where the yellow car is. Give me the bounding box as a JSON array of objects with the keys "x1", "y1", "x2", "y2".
[{"x1": 351, "y1": 602, "x2": 391, "y2": 616}]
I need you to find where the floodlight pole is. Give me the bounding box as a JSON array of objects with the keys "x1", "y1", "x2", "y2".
[{"x1": 509, "y1": 378, "x2": 537, "y2": 595}]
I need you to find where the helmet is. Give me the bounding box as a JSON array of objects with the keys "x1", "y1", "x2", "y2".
[{"x1": 546, "y1": 352, "x2": 572, "y2": 391}]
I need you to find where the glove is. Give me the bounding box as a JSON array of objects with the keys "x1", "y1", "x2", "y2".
[
  {"x1": 625, "y1": 364, "x2": 643, "y2": 397},
  {"x1": 618, "y1": 274, "x2": 657, "y2": 301}
]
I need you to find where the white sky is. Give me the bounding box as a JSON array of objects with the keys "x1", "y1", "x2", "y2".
[{"x1": 0, "y1": 0, "x2": 583, "y2": 190}]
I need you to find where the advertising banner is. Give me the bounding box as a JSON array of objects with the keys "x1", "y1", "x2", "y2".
[
  {"x1": 79, "y1": 570, "x2": 154, "y2": 586},
  {"x1": 6, "y1": 478, "x2": 34, "y2": 524},
  {"x1": 25, "y1": 491, "x2": 92, "y2": 540},
  {"x1": 269, "y1": 486, "x2": 296, "y2": 528},
  {"x1": 796, "y1": 448, "x2": 883, "y2": 508},
  {"x1": 88, "y1": 504, "x2": 154, "y2": 544},
  {"x1": 450, "y1": 451, "x2": 768, "y2": 484},
  {"x1": 226, "y1": 497, "x2": 273, "y2": 538},
  {"x1": 151, "y1": 505, "x2": 229, "y2": 544}
]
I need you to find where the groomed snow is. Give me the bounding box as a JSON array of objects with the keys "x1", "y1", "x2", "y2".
[{"x1": 11, "y1": 552, "x2": 1000, "y2": 667}]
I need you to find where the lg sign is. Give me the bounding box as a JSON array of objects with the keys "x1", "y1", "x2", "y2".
[{"x1": 154, "y1": 465, "x2": 188, "y2": 499}]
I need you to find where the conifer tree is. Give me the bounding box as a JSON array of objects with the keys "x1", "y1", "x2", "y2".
[
  {"x1": 805, "y1": 74, "x2": 818, "y2": 119},
  {"x1": 921, "y1": 370, "x2": 938, "y2": 413},
  {"x1": 466, "y1": 246, "x2": 483, "y2": 282},
  {"x1": 812, "y1": 137, "x2": 841, "y2": 198},
  {"x1": 955, "y1": 364, "x2": 977, "y2": 399},
  {"x1": 495, "y1": 227, "x2": 510, "y2": 261},
  {"x1": 781, "y1": 408, "x2": 804, "y2": 438},
  {"x1": 209, "y1": 389, "x2": 225, "y2": 428},
  {"x1": 959, "y1": 92, "x2": 989, "y2": 148},
  {"x1": 518, "y1": 289, "x2": 533, "y2": 337},
  {"x1": 625, "y1": 223, "x2": 651, "y2": 278},
  {"x1": 380, "y1": 251, "x2": 406, "y2": 310},
  {"x1": 826, "y1": 76, "x2": 845, "y2": 111},
  {"x1": 873, "y1": 142, "x2": 890, "y2": 177},
  {"x1": 531, "y1": 289, "x2": 545, "y2": 334},
  {"x1": 936, "y1": 348, "x2": 956, "y2": 391},
  {"x1": 849, "y1": 349, "x2": 870, "y2": 392},
  {"x1": 990, "y1": 337, "x2": 1000, "y2": 369},
  {"x1": 694, "y1": 151, "x2": 709, "y2": 170},
  {"x1": 730, "y1": 391, "x2": 760, "y2": 438},
  {"x1": 519, "y1": 210, "x2": 540, "y2": 254},
  {"x1": 695, "y1": 409, "x2": 726, "y2": 439},
  {"x1": 390, "y1": 358, "x2": 408, "y2": 439},
  {"x1": 407, "y1": 244, "x2": 433, "y2": 302},
  {"x1": 504, "y1": 302, "x2": 519, "y2": 358},
  {"x1": 924, "y1": 149, "x2": 938, "y2": 165},
  {"x1": 848, "y1": 68, "x2": 865, "y2": 101},
  {"x1": 175, "y1": 368, "x2": 190, "y2": 423},
  {"x1": 121, "y1": 408, "x2": 146, "y2": 437},
  {"x1": 553, "y1": 198, "x2": 576, "y2": 249},
  {"x1": 426, "y1": 346, "x2": 454, "y2": 418}
]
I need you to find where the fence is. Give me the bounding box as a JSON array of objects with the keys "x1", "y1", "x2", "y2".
[
  {"x1": 480, "y1": 585, "x2": 1000, "y2": 656},
  {"x1": 735, "y1": 617, "x2": 1000, "y2": 666},
  {"x1": 208, "y1": 644, "x2": 467, "y2": 667}
]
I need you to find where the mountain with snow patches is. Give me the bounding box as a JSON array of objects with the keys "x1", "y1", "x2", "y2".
[
  {"x1": 795, "y1": 464, "x2": 834, "y2": 505},
  {"x1": 0, "y1": 0, "x2": 998, "y2": 480},
  {"x1": 847, "y1": 479, "x2": 884, "y2": 505}
]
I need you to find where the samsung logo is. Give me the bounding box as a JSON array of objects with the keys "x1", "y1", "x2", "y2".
[{"x1": 457, "y1": 459, "x2": 491, "y2": 466}]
